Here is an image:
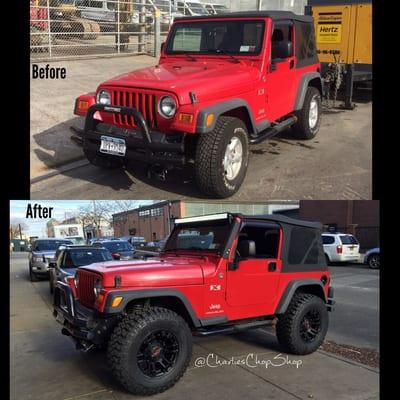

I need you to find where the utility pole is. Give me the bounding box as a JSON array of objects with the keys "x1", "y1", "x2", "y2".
[
  {"x1": 257, "y1": 0, "x2": 263, "y2": 11},
  {"x1": 18, "y1": 224, "x2": 23, "y2": 239}
]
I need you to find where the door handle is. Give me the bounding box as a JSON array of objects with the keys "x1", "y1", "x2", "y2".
[
  {"x1": 289, "y1": 59, "x2": 295, "y2": 69},
  {"x1": 268, "y1": 262, "x2": 277, "y2": 272}
]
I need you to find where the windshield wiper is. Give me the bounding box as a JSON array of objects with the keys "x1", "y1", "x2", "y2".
[{"x1": 212, "y1": 49, "x2": 241, "y2": 64}]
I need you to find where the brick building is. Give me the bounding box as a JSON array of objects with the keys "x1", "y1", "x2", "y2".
[
  {"x1": 113, "y1": 200, "x2": 299, "y2": 242},
  {"x1": 299, "y1": 200, "x2": 379, "y2": 250}
]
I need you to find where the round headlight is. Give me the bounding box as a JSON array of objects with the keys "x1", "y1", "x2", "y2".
[
  {"x1": 97, "y1": 89, "x2": 111, "y2": 105},
  {"x1": 94, "y1": 278, "x2": 102, "y2": 297},
  {"x1": 158, "y1": 96, "x2": 177, "y2": 119}
]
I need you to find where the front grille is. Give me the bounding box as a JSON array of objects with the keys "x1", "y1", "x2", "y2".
[
  {"x1": 111, "y1": 89, "x2": 158, "y2": 129},
  {"x1": 77, "y1": 270, "x2": 100, "y2": 307}
]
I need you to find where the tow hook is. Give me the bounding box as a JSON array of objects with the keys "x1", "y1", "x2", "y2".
[{"x1": 147, "y1": 165, "x2": 169, "y2": 181}]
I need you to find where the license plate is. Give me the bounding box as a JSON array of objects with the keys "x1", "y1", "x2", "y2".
[{"x1": 100, "y1": 136, "x2": 126, "y2": 156}]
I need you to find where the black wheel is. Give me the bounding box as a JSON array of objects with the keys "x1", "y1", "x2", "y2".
[
  {"x1": 195, "y1": 116, "x2": 249, "y2": 198},
  {"x1": 107, "y1": 307, "x2": 192, "y2": 395},
  {"x1": 84, "y1": 148, "x2": 125, "y2": 169},
  {"x1": 29, "y1": 265, "x2": 39, "y2": 282},
  {"x1": 292, "y1": 86, "x2": 322, "y2": 140},
  {"x1": 276, "y1": 293, "x2": 328, "y2": 355},
  {"x1": 368, "y1": 254, "x2": 380, "y2": 269}
]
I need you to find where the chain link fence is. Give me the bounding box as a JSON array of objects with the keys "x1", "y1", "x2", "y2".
[{"x1": 30, "y1": 1, "x2": 307, "y2": 61}]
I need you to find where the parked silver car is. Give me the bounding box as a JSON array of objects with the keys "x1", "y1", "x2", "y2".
[{"x1": 29, "y1": 238, "x2": 74, "y2": 281}]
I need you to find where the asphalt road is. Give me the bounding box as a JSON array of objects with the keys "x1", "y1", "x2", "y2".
[
  {"x1": 11, "y1": 253, "x2": 379, "y2": 399},
  {"x1": 30, "y1": 98, "x2": 372, "y2": 201}
]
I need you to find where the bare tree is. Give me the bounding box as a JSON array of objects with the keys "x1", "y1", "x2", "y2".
[{"x1": 9, "y1": 222, "x2": 28, "y2": 239}]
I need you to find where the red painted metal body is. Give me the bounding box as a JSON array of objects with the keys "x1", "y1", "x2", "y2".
[
  {"x1": 77, "y1": 219, "x2": 330, "y2": 323},
  {"x1": 74, "y1": 16, "x2": 320, "y2": 134}
]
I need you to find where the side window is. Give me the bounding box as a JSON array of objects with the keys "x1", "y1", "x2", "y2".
[
  {"x1": 288, "y1": 227, "x2": 320, "y2": 265},
  {"x1": 63, "y1": 252, "x2": 75, "y2": 268},
  {"x1": 295, "y1": 21, "x2": 317, "y2": 62},
  {"x1": 271, "y1": 22, "x2": 293, "y2": 60},
  {"x1": 238, "y1": 225, "x2": 280, "y2": 259},
  {"x1": 322, "y1": 235, "x2": 335, "y2": 245}
]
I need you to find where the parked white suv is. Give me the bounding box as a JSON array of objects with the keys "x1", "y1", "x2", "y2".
[{"x1": 322, "y1": 232, "x2": 360, "y2": 263}]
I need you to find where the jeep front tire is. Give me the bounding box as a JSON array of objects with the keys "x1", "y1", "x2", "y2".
[
  {"x1": 195, "y1": 116, "x2": 249, "y2": 198},
  {"x1": 107, "y1": 306, "x2": 192, "y2": 395},
  {"x1": 292, "y1": 86, "x2": 322, "y2": 140},
  {"x1": 276, "y1": 293, "x2": 328, "y2": 355}
]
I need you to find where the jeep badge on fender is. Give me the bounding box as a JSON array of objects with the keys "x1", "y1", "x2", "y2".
[
  {"x1": 74, "y1": 11, "x2": 322, "y2": 198},
  {"x1": 53, "y1": 213, "x2": 334, "y2": 395}
]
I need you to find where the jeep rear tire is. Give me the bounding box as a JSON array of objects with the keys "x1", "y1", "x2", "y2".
[
  {"x1": 107, "y1": 306, "x2": 192, "y2": 395},
  {"x1": 276, "y1": 293, "x2": 328, "y2": 355},
  {"x1": 195, "y1": 116, "x2": 249, "y2": 198},
  {"x1": 84, "y1": 148, "x2": 125, "y2": 169},
  {"x1": 292, "y1": 87, "x2": 322, "y2": 140}
]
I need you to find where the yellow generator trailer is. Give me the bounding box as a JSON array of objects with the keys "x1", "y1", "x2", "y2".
[{"x1": 305, "y1": 0, "x2": 372, "y2": 108}]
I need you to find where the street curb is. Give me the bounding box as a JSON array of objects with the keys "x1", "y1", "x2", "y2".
[
  {"x1": 30, "y1": 158, "x2": 89, "y2": 185},
  {"x1": 317, "y1": 349, "x2": 380, "y2": 373}
]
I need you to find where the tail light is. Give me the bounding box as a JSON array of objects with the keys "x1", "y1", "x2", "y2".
[
  {"x1": 112, "y1": 252, "x2": 121, "y2": 260},
  {"x1": 336, "y1": 245, "x2": 343, "y2": 254}
]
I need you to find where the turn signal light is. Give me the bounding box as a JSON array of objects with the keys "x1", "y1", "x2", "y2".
[
  {"x1": 178, "y1": 113, "x2": 194, "y2": 123},
  {"x1": 78, "y1": 100, "x2": 89, "y2": 111},
  {"x1": 336, "y1": 245, "x2": 343, "y2": 254},
  {"x1": 96, "y1": 293, "x2": 105, "y2": 304},
  {"x1": 112, "y1": 296, "x2": 124, "y2": 308},
  {"x1": 206, "y1": 113, "x2": 214, "y2": 127}
]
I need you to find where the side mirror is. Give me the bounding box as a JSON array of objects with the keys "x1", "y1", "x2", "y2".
[
  {"x1": 48, "y1": 262, "x2": 57, "y2": 269},
  {"x1": 237, "y1": 240, "x2": 256, "y2": 259},
  {"x1": 271, "y1": 40, "x2": 293, "y2": 61}
]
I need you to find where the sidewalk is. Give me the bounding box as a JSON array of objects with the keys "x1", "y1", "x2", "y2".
[{"x1": 30, "y1": 55, "x2": 156, "y2": 178}]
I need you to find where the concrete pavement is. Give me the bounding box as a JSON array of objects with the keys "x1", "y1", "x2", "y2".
[{"x1": 11, "y1": 253, "x2": 379, "y2": 400}]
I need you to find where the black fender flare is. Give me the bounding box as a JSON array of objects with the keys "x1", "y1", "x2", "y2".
[
  {"x1": 294, "y1": 72, "x2": 323, "y2": 111},
  {"x1": 196, "y1": 98, "x2": 262, "y2": 134},
  {"x1": 274, "y1": 279, "x2": 327, "y2": 314},
  {"x1": 104, "y1": 288, "x2": 202, "y2": 327}
]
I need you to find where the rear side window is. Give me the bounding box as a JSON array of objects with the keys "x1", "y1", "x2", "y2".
[
  {"x1": 294, "y1": 21, "x2": 317, "y2": 67},
  {"x1": 322, "y1": 235, "x2": 335, "y2": 245},
  {"x1": 340, "y1": 235, "x2": 358, "y2": 245},
  {"x1": 288, "y1": 227, "x2": 321, "y2": 264}
]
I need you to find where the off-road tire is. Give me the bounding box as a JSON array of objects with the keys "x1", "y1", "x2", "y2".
[
  {"x1": 84, "y1": 148, "x2": 125, "y2": 169},
  {"x1": 195, "y1": 116, "x2": 249, "y2": 198},
  {"x1": 292, "y1": 86, "x2": 322, "y2": 140},
  {"x1": 368, "y1": 254, "x2": 380, "y2": 269},
  {"x1": 107, "y1": 306, "x2": 192, "y2": 395},
  {"x1": 276, "y1": 293, "x2": 328, "y2": 355},
  {"x1": 29, "y1": 265, "x2": 39, "y2": 282}
]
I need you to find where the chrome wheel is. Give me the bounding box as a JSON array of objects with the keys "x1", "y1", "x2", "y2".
[
  {"x1": 309, "y1": 96, "x2": 319, "y2": 129},
  {"x1": 223, "y1": 136, "x2": 243, "y2": 180}
]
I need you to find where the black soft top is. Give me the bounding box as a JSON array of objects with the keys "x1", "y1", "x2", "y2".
[
  {"x1": 174, "y1": 11, "x2": 314, "y2": 23},
  {"x1": 236, "y1": 214, "x2": 322, "y2": 230}
]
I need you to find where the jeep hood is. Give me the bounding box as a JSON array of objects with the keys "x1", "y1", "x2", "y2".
[
  {"x1": 100, "y1": 61, "x2": 257, "y2": 105},
  {"x1": 81, "y1": 256, "x2": 206, "y2": 288}
]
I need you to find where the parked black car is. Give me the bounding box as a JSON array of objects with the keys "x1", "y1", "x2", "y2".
[
  {"x1": 92, "y1": 240, "x2": 135, "y2": 260},
  {"x1": 49, "y1": 245, "x2": 113, "y2": 293}
]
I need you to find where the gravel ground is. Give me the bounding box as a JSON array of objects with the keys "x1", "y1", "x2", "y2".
[{"x1": 321, "y1": 341, "x2": 379, "y2": 369}]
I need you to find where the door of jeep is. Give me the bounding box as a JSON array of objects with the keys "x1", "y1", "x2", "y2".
[
  {"x1": 226, "y1": 223, "x2": 281, "y2": 308},
  {"x1": 264, "y1": 20, "x2": 297, "y2": 121}
]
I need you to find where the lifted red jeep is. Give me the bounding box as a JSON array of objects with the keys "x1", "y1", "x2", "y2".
[
  {"x1": 74, "y1": 11, "x2": 322, "y2": 198},
  {"x1": 53, "y1": 213, "x2": 334, "y2": 395}
]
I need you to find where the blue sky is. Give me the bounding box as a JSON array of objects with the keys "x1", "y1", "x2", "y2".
[{"x1": 10, "y1": 200, "x2": 155, "y2": 237}]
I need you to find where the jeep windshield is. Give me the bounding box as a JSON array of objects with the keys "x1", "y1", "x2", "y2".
[
  {"x1": 166, "y1": 20, "x2": 265, "y2": 56},
  {"x1": 164, "y1": 221, "x2": 232, "y2": 253},
  {"x1": 33, "y1": 240, "x2": 73, "y2": 251}
]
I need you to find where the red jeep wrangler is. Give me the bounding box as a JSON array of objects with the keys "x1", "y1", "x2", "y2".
[
  {"x1": 53, "y1": 213, "x2": 334, "y2": 395},
  {"x1": 74, "y1": 11, "x2": 322, "y2": 198}
]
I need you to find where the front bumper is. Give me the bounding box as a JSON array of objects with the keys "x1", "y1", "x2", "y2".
[
  {"x1": 82, "y1": 104, "x2": 186, "y2": 167},
  {"x1": 53, "y1": 282, "x2": 117, "y2": 346}
]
